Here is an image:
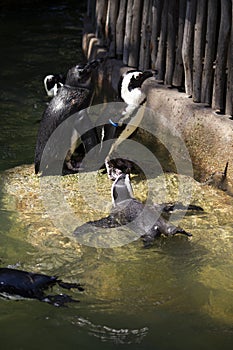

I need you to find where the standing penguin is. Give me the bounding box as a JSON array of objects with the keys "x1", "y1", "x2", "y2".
[
  {"x1": 35, "y1": 59, "x2": 103, "y2": 175},
  {"x1": 102, "y1": 70, "x2": 154, "y2": 179}
]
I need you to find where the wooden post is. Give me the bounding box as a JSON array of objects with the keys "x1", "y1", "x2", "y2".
[
  {"x1": 139, "y1": 0, "x2": 152, "y2": 70},
  {"x1": 151, "y1": 0, "x2": 162, "y2": 70},
  {"x1": 193, "y1": 0, "x2": 207, "y2": 102},
  {"x1": 213, "y1": 0, "x2": 231, "y2": 113},
  {"x1": 143, "y1": 4, "x2": 153, "y2": 70},
  {"x1": 123, "y1": 0, "x2": 134, "y2": 65},
  {"x1": 128, "y1": 0, "x2": 143, "y2": 67},
  {"x1": 201, "y1": 0, "x2": 218, "y2": 106},
  {"x1": 155, "y1": 0, "x2": 169, "y2": 81},
  {"x1": 87, "y1": 0, "x2": 90, "y2": 16},
  {"x1": 226, "y1": 2, "x2": 233, "y2": 116},
  {"x1": 95, "y1": 0, "x2": 108, "y2": 43},
  {"x1": 172, "y1": 0, "x2": 186, "y2": 87},
  {"x1": 116, "y1": 0, "x2": 127, "y2": 59},
  {"x1": 105, "y1": 0, "x2": 120, "y2": 57},
  {"x1": 87, "y1": 0, "x2": 96, "y2": 24},
  {"x1": 165, "y1": 0, "x2": 178, "y2": 86},
  {"x1": 182, "y1": 0, "x2": 197, "y2": 96}
]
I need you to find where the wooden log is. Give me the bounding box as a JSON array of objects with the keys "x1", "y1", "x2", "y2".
[
  {"x1": 105, "y1": 0, "x2": 120, "y2": 57},
  {"x1": 143, "y1": 3, "x2": 153, "y2": 70},
  {"x1": 87, "y1": 0, "x2": 90, "y2": 16},
  {"x1": 226, "y1": 2, "x2": 233, "y2": 116},
  {"x1": 139, "y1": 0, "x2": 149, "y2": 70},
  {"x1": 123, "y1": 0, "x2": 134, "y2": 65},
  {"x1": 95, "y1": 0, "x2": 108, "y2": 43},
  {"x1": 87, "y1": 0, "x2": 96, "y2": 22},
  {"x1": 128, "y1": 0, "x2": 143, "y2": 67},
  {"x1": 116, "y1": 0, "x2": 127, "y2": 59},
  {"x1": 165, "y1": 0, "x2": 178, "y2": 86},
  {"x1": 201, "y1": 0, "x2": 218, "y2": 106},
  {"x1": 151, "y1": 0, "x2": 162, "y2": 70},
  {"x1": 172, "y1": 0, "x2": 186, "y2": 87},
  {"x1": 139, "y1": 0, "x2": 152, "y2": 70},
  {"x1": 213, "y1": 0, "x2": 231, "y2": 113},
  {"x1": 155, "y1": 0, "x2": 169, "y2": 81},
  {"x1": 182, "y1": 0, "x2": 197, "y2": 96},
  {"x1": 193, "y1": 0, "x2": 207, "y2": 102}
]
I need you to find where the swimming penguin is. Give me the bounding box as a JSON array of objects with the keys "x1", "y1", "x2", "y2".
[
  {"x1": 0, "y1": 267, "x2": 84, "y2": 307},
  {"x1": 102, "y1": 70, "x2": 154, "y2": 179},
  {"x1": 35, "y1": 59, "x2": 103, "y2": 175},
  {"x1": 74, "y1": 173, "x2": 193, "y2": 247},
  {"x1": 44, "y1": 73, "x2": 65, "y2": 97}
]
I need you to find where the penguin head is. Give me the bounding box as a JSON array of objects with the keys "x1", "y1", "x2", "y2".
[
  {"x1": 111, "y1": 173, "x2": 134, "y2": 207},
  {"x1": 65, "y1": 58, "x2": 104, "y2": 88},
  {"x1": 119, "y1": 70, "x2": 153, "y2": 106},
  {"x1": 44, "y1": 74, "x2": 64, "y2": 97}
]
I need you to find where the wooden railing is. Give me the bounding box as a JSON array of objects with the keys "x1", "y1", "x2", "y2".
[{"x1": 87, "y1": 0, "x2": 233, "y2": 116}]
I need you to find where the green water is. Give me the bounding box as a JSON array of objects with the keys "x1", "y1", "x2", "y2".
[
  {"x1": 1, "y1": 2, "x2": 233, "y2": 350},
  {"x1": 0, "y1": 0, "x2": 84, "y2": 171}
]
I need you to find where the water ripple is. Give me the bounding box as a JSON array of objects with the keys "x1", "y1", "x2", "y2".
[{"x1": 72, "y1": 316, "x2": 149, "y2": 344}]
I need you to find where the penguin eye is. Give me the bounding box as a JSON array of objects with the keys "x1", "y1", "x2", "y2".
[{"x1": 135, "y1": 74, "x2": 142, "y2": 81}]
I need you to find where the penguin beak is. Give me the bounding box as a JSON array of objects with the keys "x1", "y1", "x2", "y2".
[
  {"x1": 83, "y1": 58, "x2": 105, "y2": 75},
  {"x1": 87, "y1": 57, "x2": 105, "y2": 70},
  {"x1": 137, "y1": 70, "x2": 153, "y2": 86}
]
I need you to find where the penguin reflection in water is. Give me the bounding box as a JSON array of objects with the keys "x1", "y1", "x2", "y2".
[
  {"x1": 35, "y1": 59, "x2": 103, "y2": 175},
  {"x1": 74, "y1": 173, "x2": 202, "y2": 247},
  {"x1": 0, "y1": 267, "x2": 84, "y2": 307}
]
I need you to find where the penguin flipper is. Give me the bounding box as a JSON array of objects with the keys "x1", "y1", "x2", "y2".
[
  {"x1": 153, "y1": 202, "x2": 203, "y2": 213},
  {"x1": 41, "y1": 294, "x2": 80, "y2": 307}
]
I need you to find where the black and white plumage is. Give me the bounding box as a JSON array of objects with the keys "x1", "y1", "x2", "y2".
[
  {"x1": 35, "y1": 59, "x2": 103, "y2": 175},
  {"x1": 74, "y1": 173, "x2": 193, "y2": 247},
  {"x1": 44, "y1": 74, "x2": 65, "y2": 97},
  {"x1": 118, "y1": 69, "x2": 153, "y2": 105},
  {"x1": 0, "y1": 267, "x2": 84, "y2": 307},
  {"x1": 103, "y1": 70, "x2": 154, "y2": 179}
]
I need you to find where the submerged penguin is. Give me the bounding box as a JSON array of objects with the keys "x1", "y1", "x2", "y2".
[
  {"x1": 35, "y1": 59, "x2": 103, "y2": 175},
  {"x1": 0, "y1": 267, "x2": 84, "y2": 307},
  {"x1": 103, "y1": 70, "x2": 154, "y2": 179},
  {"x1": 74, "y1": 174, "x2": 198, "y2": 247}
]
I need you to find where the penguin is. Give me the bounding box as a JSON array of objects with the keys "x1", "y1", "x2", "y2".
[
  {"x1": 0, "y1": 267, "x2": 84, "y2": 307},
  {"x1": 35, "y1": 58, "x2": 103, "y2": 175},
  {"x1": 102, "y1": 70, "x2": 154, "y2": 179},
  {"x1": 44, "y1": 73, "x2": 65, "y2": 97},
  {"x1": 118, "y1": 69, "x2": 154, "y2": 106},
  {"x1": 74, "y1": 173, "x2": 194, "y2": 247}
]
